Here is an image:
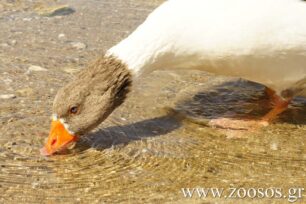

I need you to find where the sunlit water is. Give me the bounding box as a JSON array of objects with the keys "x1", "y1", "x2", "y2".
[{"x1": 0, "y1": 0, "x2": 305, "y2": 203}]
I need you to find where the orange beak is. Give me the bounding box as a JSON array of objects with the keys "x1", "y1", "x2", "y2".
[{"x1": 40, "y1": 120, "x2": 78, "y2": 156}]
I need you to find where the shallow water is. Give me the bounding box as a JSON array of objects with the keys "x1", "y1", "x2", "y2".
[{"x1": 0, "y1": 0, "x2": 305, "y2": 203}]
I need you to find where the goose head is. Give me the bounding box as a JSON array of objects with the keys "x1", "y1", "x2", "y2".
[{"x1": 40, "y1": 56, "x2": 132, "y2": 156}]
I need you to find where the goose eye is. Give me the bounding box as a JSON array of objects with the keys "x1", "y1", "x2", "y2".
[{"x1": 69, "y1": 106, "x2": 78, "y2": 114}]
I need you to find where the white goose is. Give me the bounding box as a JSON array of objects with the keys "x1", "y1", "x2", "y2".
[{"x1": 41, "y1": 0, "x2": 306, "y2": 155}]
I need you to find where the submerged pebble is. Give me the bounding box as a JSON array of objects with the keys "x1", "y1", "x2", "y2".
[
  {"x1": 63, "y1": 67, "x2": 80, "y2": 74},
  {"x1": 16, "y1": 88, "x2": 34, "y2": 97},
  {"x1": 8, "y1": 39, "x2": 17, "y2": 46},
  {"x1": 35, "y1": 5, "x2": 75, "y2": 17},
  {"x1": 58, "y1": 33, "x2": 66, "y2": 40},
  {"x1": 28, "y1": 65, "x2": 48, "y2": 72},
  {"x1": 71, "y1": 42, "x2": 87, "y2": 50},
  {"x1": 0, "y1": 94, "x2": 16, "y2": 99}
]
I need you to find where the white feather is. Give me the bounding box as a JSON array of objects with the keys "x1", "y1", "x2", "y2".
[
  {"x1": 107, "y1": 0, "x2": 306, "y2": 96},
  {"x1": 52, "y1": 114, "x2": 58, "y2": 121},
  {"x1": 59, "y1": 118, "x2": 66, "y2": 124}
]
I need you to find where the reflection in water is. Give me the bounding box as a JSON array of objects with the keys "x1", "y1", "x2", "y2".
[{"x1": 177, "y1": 79, "x2": 306, "y2": 124}]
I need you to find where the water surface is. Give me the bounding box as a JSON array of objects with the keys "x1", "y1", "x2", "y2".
[{"x1": 0, "y1": 0, "x2": 305, "y2": 203}]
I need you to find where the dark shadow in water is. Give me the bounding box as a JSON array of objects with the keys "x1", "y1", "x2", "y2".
[
  {"x1": 74, "y1": 79, "x2": 305, "y2": 153},
  {"x1": 176, "y1": 79, "x2": 306, "y2": 125},
  {"x1": 76, "y1": 113, "x2": 181, "y2": 152}
]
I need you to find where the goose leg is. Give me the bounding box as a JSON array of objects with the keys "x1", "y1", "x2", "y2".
[
  {"x1": 208, "y1": 89, "x2": 291, "y2": 138},
  {"x1": 261, "y1": 94, "x2": 291, "y2": 123},
  {"x1": 264, "y1": 87, "x2": 276, "y2": 99}
]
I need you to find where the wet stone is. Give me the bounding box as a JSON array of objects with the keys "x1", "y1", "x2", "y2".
[
  {"x1": 22, "y1": 18, "x2": 32, "y2": 21},
  {"x1": 0, "y1": 43, "x2": 9, "y2": 48},
  {"x1": 28, "y1": 65, "x2": 48, "y2": 72},
  {"x1": 8, "y1": 39, "x2": 17, "y2": 46},
  {"x1": 35, "y1": 5, "x2": 75, "y2": 17},
  {"x1": 0, "y1": 94, "x2": 16, "y2": 99},
  {"x1": 71, "y1": 42, "x2": 87, "y2": 50},
  {"x1": 58, "y1": 33, "x2": 66, "y2": 40},
  {"x1": 3, "y1": 78, "x2": 13, "y2": 84},
  {"x1": 16, "y1": 88, "x2": 34, "y2": 97},
  {"x1": 63, "y1": 67, "x2": 80, "y2": 74}
]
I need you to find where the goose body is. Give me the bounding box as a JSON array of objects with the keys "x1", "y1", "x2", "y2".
[
  {"x1": 41, "y1": 0, "x2": 306, "y2": 155},
  {"x1": 108, "y1": 0, "x2": 306, "y2": 96}
]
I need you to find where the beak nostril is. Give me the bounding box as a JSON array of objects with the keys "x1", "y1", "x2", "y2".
[{"x1": 51, "y1": 139, "x2": 57, "y2": 146}]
